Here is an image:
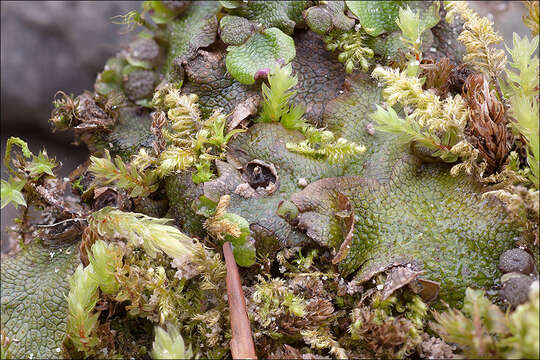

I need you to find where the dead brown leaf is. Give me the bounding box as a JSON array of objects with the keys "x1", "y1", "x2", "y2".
[{"x1": 463, "y1": 74, "x2": 511, "y2": 175}]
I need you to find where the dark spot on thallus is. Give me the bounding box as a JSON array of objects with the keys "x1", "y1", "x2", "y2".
[{"x1": 246, "y1": 162, "x2": 276, "y2": 189}]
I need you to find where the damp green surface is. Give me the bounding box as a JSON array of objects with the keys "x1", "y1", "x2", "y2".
[
  {"x1": 1, "y1": 240, "x2": 80, "y2": 359},
  {"x1": 185, "y1": 74, "x2": 520, "y2": 307}
]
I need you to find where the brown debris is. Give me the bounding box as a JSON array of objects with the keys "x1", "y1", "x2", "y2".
[
  {"x1": 413, "y1": 279, "x2": 441, "y2": 303},
  {"x1": 92, "y1": 187, "x2": 120, "y2": 211},
  {"x1": 418, "y1": 334, "x2": 457, "y2": 359},
  {"x1": 382, "y1": 266, "x2": 421, "y2": 300},
  {"x1": 94, "y1": 90, "x2": 127, "y2": 122},
  {"x1": 27, "y1": 177, "x2": 84, "y2": 221},
  {"x1": 228, "y1": 94, "x2": 261, "y2": 131},
  {"x1": 268, "y1": 344, "x2": 303, "y2": 359},
  {"x1": 68, "y1": 161, "x2": 90, "y2": 188},
  {"x1": 421, "y1": 58, "x2": 455, "y2": 97},
  {"x1": 352, "y1": 307, "x2": 415, "y2": 358},
  {"x1": 50, "y1": 91, "x2": 80, "y2": 130},
  {"x1": 95, "y1": 321, "x2": 117, "y2": 354},
  {"x1": 79, "y1": 226, "x2": 98, "y2": 267},
  {"x1": 269, "y1": 344, "x2": 329, "y2": 359},
  {"x1": 280, "y1": 299, "x2": 334, "y2": 335},
  {"x1": 523, "y1": 0, "x2": 539, "y2": 36},
  {"x1": 38, "y1": 218, "x2": 85, "y2": 248},
  {"x1": 332, "y1": 192, "x2": 354, "y2": 264},
  {"x1": 75, "y1": 92, "x2": 116, "y2": 132},
  {"x1": 57, "y1": 92, "x2": 117, "y2": 146},
  {"x1": 420, "y1": 58, "x2": 473, "y2": 98},
  {"x1": 374, "y1": 265, "x2": 441, "y2": 303},
  {"x1": 463, "y1": 74, "x2": 512, "y2": 175},
  {"x1": 447, "y1": 64, "x2": 473, "y2": 96},
  {"x1": 150, "y1": 110, "x2": 167, "y2": 156}
]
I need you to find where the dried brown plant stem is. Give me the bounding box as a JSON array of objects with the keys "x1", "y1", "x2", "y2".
[
  {"x1": 223, "y1": 242, "x2": 257, "y2": 359},
  {"x1": 464, "y1": 74, "x2": 510, "y2": 175}
]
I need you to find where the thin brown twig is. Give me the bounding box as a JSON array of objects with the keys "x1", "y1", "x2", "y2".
[{"x1": 223, "y1": 242, "x2": 257, "y2": 359}]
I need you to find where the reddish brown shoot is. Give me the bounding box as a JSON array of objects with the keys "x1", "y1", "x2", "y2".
[{"x1": 223, "y1": 242, "x2": 257, "y2": 359}]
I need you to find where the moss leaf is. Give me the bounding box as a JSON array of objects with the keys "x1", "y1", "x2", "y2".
[{"x1": 1, "y1": 178, "x2": 27, "y2": 209}]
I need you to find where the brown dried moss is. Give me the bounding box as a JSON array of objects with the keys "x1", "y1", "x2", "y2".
[{"x1": 463, "y1": 73, "x2": 512, "y2": 175}]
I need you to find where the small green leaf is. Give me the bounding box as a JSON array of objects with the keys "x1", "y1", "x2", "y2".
[
  {"x1": 151, "y1": 323, "x2": 193, "y2": 359},
  {"x1": 135, "y1": 98, "x2": 153, "y2": 108},
  {"x1": 192, "y1": 160, "x2": 214, "y2": 184},
  {"x1": 100, "y1": 69, "x2": 117, "y2": 83},
  {"x1": 125, "y1": 56, "x2": 153, "y2": 70},
  {"x1": 192, "y1": 195, "x2": 218, "y2": 217},
  {"x1": 220, "y1": 0, "x2": 242, "y2": 9},
  {"x1": 72, "y1": 175, "x2": 84, "y2": 194},
  {"x1": 143, "y1": 1, "x2": 178, "y2": 24},
  {"x1": 4, "y1": 137, "x2": 32, "y2": 176},
  {"x1": 95, "y1": 57, "x2": 126, "y2": 95},
  {"x1": 231, "y1": 241, "x2": 256, "y2": 267},
  {"x1": 1, "y1": 178, "x2": 27, "y2": 209},
  {"x1": 280, "y1": 104, "x2": 306, "y2": 130},
  {"x1": 225, "y1": 28, "x2": 296, "y2": 85},
  {"x1": 220, "y1": 212, "x2": 256, "y2": 267},
  {"x1": 26, "y1": 150, "x2": 58, "y2": 178},
  {"x1": 346, "y1": 1, "x2": 440, "y2": 37},
  {"x1": 122, "y1": 64, "x2": 142, "y2": 77},
  {"x1": 6, "y1": 137, "x2": 32, "y2": 158},
  {"x1": 258, "y1": 63, "x2": 306, "y2": 129},
  {"x1": 346, "y1": 0, "x2": 402, "y2": 36},
  {"x1": 396, "y1": 6, "x2": 423, "y2": 45}
]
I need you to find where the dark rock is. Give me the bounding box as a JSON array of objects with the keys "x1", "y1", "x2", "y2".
[
  {"x1": 1, "y1": 1, "x2": 139, "y2": 133},
  {"x1": 500, "y1": 273, "x2": 535, "y2": 307},
  {"x1": 127, "y1": 38, "x2": 161, "y2": 69},
  {"x1": 123, "y1": 70, "x2": 156, "y2": 101},
  {"x1": 303, "y1": 7, "x2": 333, "y2": 35},
  {"x1": 499, "y1": 248, "x2": 536, "y2": 275}
]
